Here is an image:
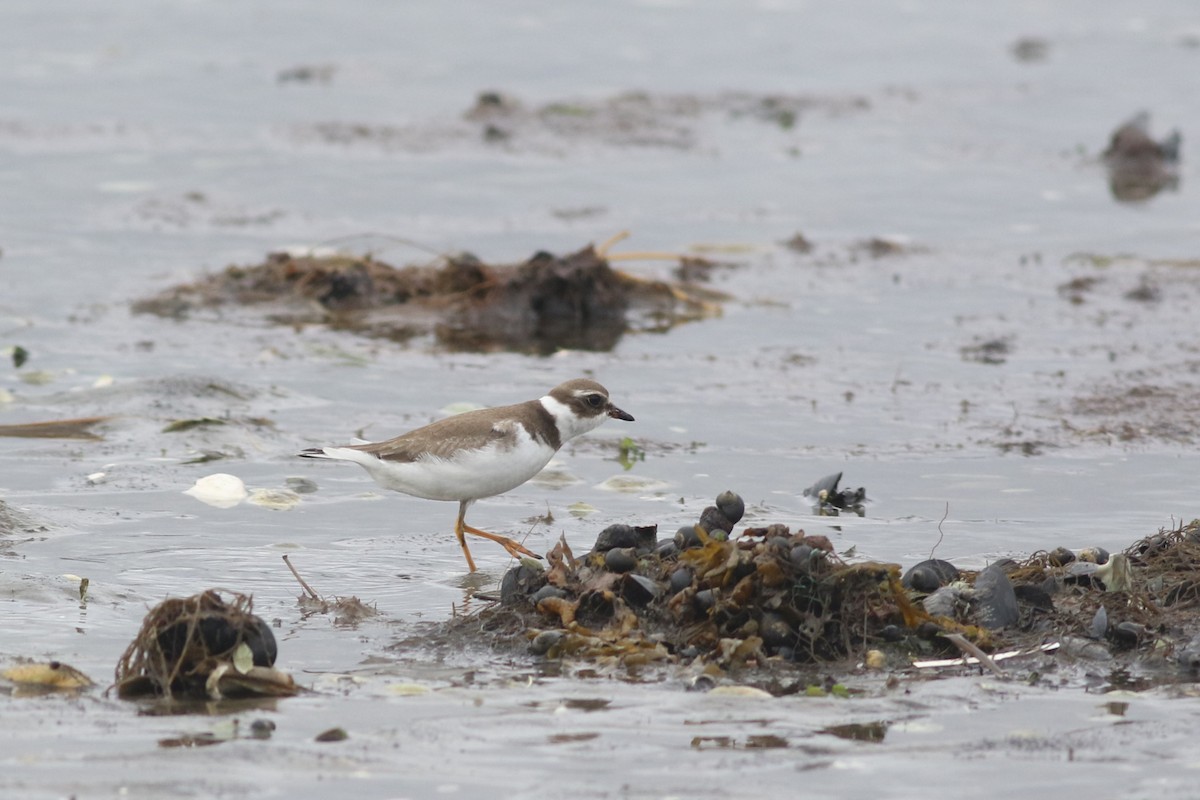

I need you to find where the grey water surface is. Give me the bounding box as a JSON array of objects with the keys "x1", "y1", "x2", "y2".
[{"x1": 3, "y1": 1, "x2": 1200, "y2": 798}]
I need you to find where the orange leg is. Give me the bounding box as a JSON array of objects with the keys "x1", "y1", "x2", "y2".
[
  {"x1": 453, "y1": 503, "x2": 478, "y2": 573},
  {"x1": 455, "y1": 501, "x2": 542, "y2": 569}
]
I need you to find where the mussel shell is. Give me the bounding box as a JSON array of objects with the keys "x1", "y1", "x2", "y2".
[
  {"x1": 674, "y1": 525, "x2": 703, "y2": 550},
  {"x1": 530, "y1": 585, "x2": 567, "y2": 605},
  {"x1": 500, "y1": 563, "x2": 547, "y2": 605},
  {"x1": 594, "y1": 523, "x2": 658, "y2": 553},
  {"x1": 715, "y1": 490, "x2": 745, "y2": 525},
  {"x1": 529, "y1": 630, "x2": 564, "y2": 656},
  {"x1": 621, "y1": 574, "x2": 663, "y2": 607},
  {"x1": 604, "y1": 547, "x2": 638, "y2": 573},
  {"x1": 902, "y1": 559, "x2": 960, "y2": 593},
  {"x1": 973, "y1": 564, "x2": 1019, "y2": 630},
  {"x1": 698, "y1": 506, "x2": 734, "y2": 535},
  {"x1": 669, "y1": 566, "x2": 694, "y2": 595},
  {"x1": 156, "y1": 614, "x2": 277, "y2": 667}
]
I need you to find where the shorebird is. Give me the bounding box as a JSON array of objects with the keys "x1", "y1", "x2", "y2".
[{"x1": 299, "y1": 378, "x2": 634, "y2": 572}]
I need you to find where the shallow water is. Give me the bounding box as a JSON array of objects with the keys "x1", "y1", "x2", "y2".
[{"x1": 4, "y1": 1, "x2": 1200, "y2": 797}]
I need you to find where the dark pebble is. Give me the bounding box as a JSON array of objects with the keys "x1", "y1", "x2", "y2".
[
  {"x1": 529, "y1": 630, "x2": 564, "y2": 656},
  {"x1": 248, "y1": 719, "x2": 276, "y2": 740},
  {"x1": 1079, "y1": 546, "x2": 1110, "y2": 565},
  {"x1": 698, "y1": 505, "x2": 734, "y2": 535},
  {"x1": 315, "y1": 727, "x2": 348, "y2": 743},
  {"x1": 879, "y1": 624, "x2": 905, "y2": 642},
  {"x1": 604, "y1": 547, "x2": 638, "y2": 573},
  {"x1": 669, "y1": 566, "x2": 694, "y2": 595},
  {"x1": 715, "y1": 490, "x2": 745, "y2": 525},
  {"x1": 687, "y1": 674, "x2": 717, "y2": 692}
]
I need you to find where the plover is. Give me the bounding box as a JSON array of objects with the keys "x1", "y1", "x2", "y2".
[{"x1": 299, "y1": 378, "x2": 634, "y2": 572}]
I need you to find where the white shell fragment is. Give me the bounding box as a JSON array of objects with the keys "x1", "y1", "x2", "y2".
[
  {"x1": 183, "y1": 473, "x2": 248, "y2": 509},
  {"x1": 595, "y1": 475, "x2": 671, "y2": 493},
  {"x1": 246, "y1": 488, "x2": 302, "y2": 511}
]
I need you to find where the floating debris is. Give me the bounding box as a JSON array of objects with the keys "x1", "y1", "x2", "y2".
[
  {"x1": 3, "y1": 661, "x2": 94, "y2": 692},
  {"x1": 283, "y1": 555, "x2": 379, "y2": 628},
  {"x1": 183, "y1": 473, "x2": 248, "y2": 509},
  {"x1": 0, "y1": 416, "x2": 110, "y2": 440},
  {"x1": 802, "y1": 472, "x2": 866, "y2": 515},
  {"x1": 1102, "y1": 112, "x2": 1181, "y2": 202},
  {"x1": 246, "y1": 488, "x2": 302, "y2": 511},
  {"x1": 114, "y1": 590, "x2": 295, "y2": 700},
  {"x1": 133, "y1": 242, "x2": 727, "y2": 355}
]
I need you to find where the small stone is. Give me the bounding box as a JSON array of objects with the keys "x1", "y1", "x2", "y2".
[
  {"x1": 315, "y1": 727, "x2": 348, "y2": 743},
  {"x1": 694, "y1": 589, "x2": 716, "y2": 612},
  {"x1": 248, "y1": 719, "x2": 276, "y2": 739}
]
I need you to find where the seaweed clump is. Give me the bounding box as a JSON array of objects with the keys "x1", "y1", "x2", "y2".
[
  {"x1": 114, "y1": 590, "x2": 295, "y2": 701},
  {"x1": 467, "y1": 494, "x2": 1200, "y2": 678},
  {"x1": 132, "y1": 243, "x2": 724, "y2": 355},
  {"x1": 484, "y1": 491, "x2": 925, "y2": 671}
]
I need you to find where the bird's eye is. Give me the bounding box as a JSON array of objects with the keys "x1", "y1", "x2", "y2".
[{"x1": 587, "y1": 394, "x2": 604, "y2": 408}]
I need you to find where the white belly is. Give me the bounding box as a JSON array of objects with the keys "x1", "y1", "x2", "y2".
[{"x1": 323, "y1": 432, "x2": 556, "y2": 502}]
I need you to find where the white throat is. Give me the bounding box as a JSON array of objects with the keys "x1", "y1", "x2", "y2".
[{"x1": 540, "y1": 394, "x2": 607, "y2": 442}]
